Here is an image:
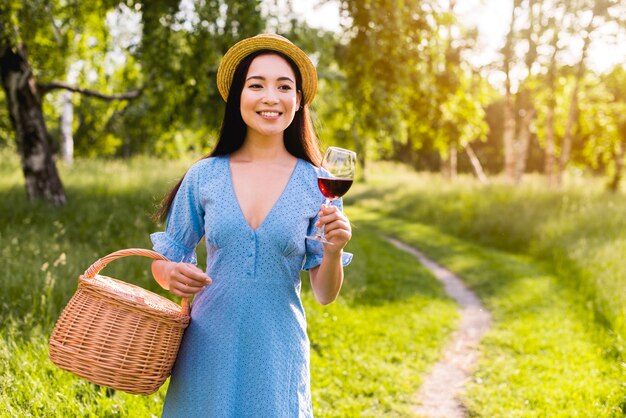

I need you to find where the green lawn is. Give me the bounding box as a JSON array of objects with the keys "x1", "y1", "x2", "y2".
[
  {"x1": 2, "y1": 153, "x2": 625, "y2": 416},
  {"x1": 348, "y1": 164, "x2": 626, "y2": 417},
  {"x1": 359, "y1": 214, "x2": 626, "y2": 417},
  {"x1": 0, "y1": 153, "x2": 457, "y2": 417},
  {"x1": 349, "y1": 163, "x2": 626, "y2": 344}
]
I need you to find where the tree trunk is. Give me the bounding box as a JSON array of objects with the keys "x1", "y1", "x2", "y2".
[
  {"x1": 441, "y1": 143, "x2": 457, "y2": 181},
  {"x1": 502, "y1": 2, "x2": 517, "y2": 182},
  {"x1": 557, "y1": 11, "x2": 596, "y2": 186},
  {"x1": 544, "y1": 41, "x2": 558, "y2": 187},
  {"x1": 544, "y1": 104, "x2": 556, "y2": 186},
  {"x1": 449, "y1": 145, "x2": 457, "y2": 180},
  {"x1": 352, "y1": 120, "x2": 367, "y2": 182},
  {"x1": 557, "y1": 81, "x2": 579, "y2": 186},
  {"x1": 60, "y1": 90, "x2": 74, "y2": 165},
  {"x1": 608, "y1": 140, "x2": 624, "y2": 193},
  {"x1": 512, "y1": 0, "x2": 543, "y2": 185},
  {"x1": 464, "y1": 143, "x2": 488, "y2": 184},
  {"x1": 544, "y1": 6, "x2": 567, "y2": 188},
  {"x1": 514, "y1": 107, "x2": 536, "y2": 184},
  {"x1": 0, "y1": 43, "x2": 66, "y2": 205},
  {"x1": 503, "y1": 88, "x2": 516, "y2": 181}
]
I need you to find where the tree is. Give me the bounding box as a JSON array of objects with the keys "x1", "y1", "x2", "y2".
[
  {"x1": 1, "y1": 0, "x2": 67, "y2": 204},
  {"x1": 337, "y1": 0, "x2": 417, "y2": 177},
  {"x1": 337, "y1": 0, "x2": 488, "y2": 178},
  {"x1": 556, "y1": 0, "x2": 614, "y2": 186},
  {"x1": 501, "y1": 0, "x2": 520, "y2": 182},
  {"x1": 542, "y1": 2, "x2": 569, "y2": 187},
  {"x1": 0, "y1": 0, "x2": 143, "y2": 204},
  {"x1": 0, "y1": 0, "x2": 268, "y2": 204},
  {"x1": 576, "y1": 66, "x2": 626, "y2": 192},
  {"x1": 430, "y1": 0, "x2": 488, "y2": 180}
]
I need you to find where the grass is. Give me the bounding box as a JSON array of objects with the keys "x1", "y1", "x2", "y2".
[
  {"x1": 304, "y1": 219, "x2": 458, "y2": 416},
  {"x1": 3, "y1": 152, "x2": 625, "y2": 416},
  {"x1": 0, "y1": 152, "x2": 457, "y2": 417},
  {"x1": 360, "y1": 215, "x2": 626, "y2": 416},
  {"x1": 348, "y1": 164, "x2": 626, "y2": 416},
  {"x1": 349, "y1": 163, "x2": 626, "y2": 345}
]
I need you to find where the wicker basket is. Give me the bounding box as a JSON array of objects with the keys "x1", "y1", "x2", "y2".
[{"x1": 49, "y1": 249, "x2": 190, "y2": 395}]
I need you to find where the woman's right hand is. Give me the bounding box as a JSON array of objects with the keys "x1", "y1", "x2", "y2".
[{"x1": 152, "y1": 260, "x2": 212, "y2": 298}]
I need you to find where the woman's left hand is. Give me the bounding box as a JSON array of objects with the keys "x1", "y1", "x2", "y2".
[{"x1": 315, "y1": 204, "x2": 352, "y2": 252}]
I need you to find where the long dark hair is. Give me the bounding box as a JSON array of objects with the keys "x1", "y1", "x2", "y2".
[{"x1": 154, "y1": 49, "x2": 322, "y2": 223}]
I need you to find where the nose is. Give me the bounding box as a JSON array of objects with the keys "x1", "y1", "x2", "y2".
[{"x1": 262, "y1": 88, "x2": 279, "y2": 104}]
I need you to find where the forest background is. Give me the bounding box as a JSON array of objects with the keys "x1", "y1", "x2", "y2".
[{"x1": 2, "y1": 0, "x2": 626, "y2": 204}]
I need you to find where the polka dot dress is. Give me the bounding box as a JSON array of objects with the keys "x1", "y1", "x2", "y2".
[{"x1": 151, "y1": 155, "x2": 352, "y2": 417}]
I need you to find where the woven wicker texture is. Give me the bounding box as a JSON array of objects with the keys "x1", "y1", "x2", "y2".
[
  {"x1": 216, "y1": 33, "x2": 318, "y2": 104},
  {"x1": 49, "y1": 249, "x2": 190, "y2": 395}
]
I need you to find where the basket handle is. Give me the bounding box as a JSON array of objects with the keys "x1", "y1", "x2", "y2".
[{"x1": 83, "y1": 248, "x2": 190, "y2": 315}]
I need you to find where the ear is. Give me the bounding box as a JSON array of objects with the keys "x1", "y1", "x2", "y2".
[{"x1": 296, "y1": 90, "x2": 302, "y2": 109}]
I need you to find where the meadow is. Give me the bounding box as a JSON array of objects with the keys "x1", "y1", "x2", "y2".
[
  {"x1": 0, "y1": 153, "x2": 457, "y2": 417},
  {"x1": 348, "y1": 164, "x2": 626, "y2": 416},
  {"x1": 348, "y1": 164, "x2": 626, "y2": 344},
  {"x1": 1, "y1": 153, "x2": 625, "y2": 416}
]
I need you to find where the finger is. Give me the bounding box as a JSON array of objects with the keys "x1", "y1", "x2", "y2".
[
  {"x1": 319, "y1": 204, "x2": 339, "y2": 215},
  {"x1": 170, "y1": 286, "x2": 196, "y2": 298},
  {"x1": 317, "y1": 212, "x2": 348, "y2": 228},
  {"x1": 321, "y1": 217, "x2": 350, "y2": 233},
  {"x1": 172, "y1": 271, "x2": 208, "y2": 290},
  {"x1": 324, "y1": 229, "x2": 352, "y2": 246},
  {"x1": 171, "y1": 281, "x2": 202, "y2": 298},
  {"x1": 323, "y1": 219, "x2": 352, "y2": 236},
  {"x1": 317, "y1": 207, "x2": 343, "y2": 221},
  {"x1": 324, "y1": 225, "x2": 352, "y2": 238},
  {"x1": 323, "y1": 221, "x2": 351, "y2": 237},
  {"x1": 180, "y1": 264, "x2": 212, "y2": 285}
]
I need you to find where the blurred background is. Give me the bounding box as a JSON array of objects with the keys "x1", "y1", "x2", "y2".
[{"x1": 2, "y1": 0, "x2": 626, "y2": 199}]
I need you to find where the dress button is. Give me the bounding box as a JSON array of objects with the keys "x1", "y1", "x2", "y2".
[
  {"x1": 246, "y1": 271, "x2": 252, "y2": 276},
  {"x1": 248, "y1": 252, "x2": 253, "y2": 257}
]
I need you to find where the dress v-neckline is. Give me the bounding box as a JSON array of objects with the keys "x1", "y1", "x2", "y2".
[{"x1": 227, "y1": 155, "x2": 300, "y2": 233}]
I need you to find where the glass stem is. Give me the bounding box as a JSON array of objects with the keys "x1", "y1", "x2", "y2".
[{"x1": 317, "y1": 198, "x2": 332, "y2": 239}]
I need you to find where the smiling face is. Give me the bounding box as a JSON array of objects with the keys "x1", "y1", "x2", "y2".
[{"x1": 240, "y1": 53, "x2": 302, "y2": 142}]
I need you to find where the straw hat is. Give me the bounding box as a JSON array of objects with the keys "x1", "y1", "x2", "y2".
[{"x1": 216, "y1": 34, "x2": 318, "y2": 104}]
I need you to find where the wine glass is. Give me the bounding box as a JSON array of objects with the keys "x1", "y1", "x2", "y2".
[{"x1": 306, "y1": 146, "x2": 356, "y2": 245}]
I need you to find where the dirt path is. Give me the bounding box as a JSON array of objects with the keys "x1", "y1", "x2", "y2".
[{"x1": 385, "y1": 237, "x2": 492, "y2": 418}]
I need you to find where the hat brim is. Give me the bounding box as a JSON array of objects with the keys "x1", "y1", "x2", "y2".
[{"x1": 217, "y1": 34, "x2": 318, "y2": 105}]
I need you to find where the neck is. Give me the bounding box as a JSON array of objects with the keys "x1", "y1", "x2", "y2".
[{"x1": 235, "y1": 133, "x2": 291, "y2": 162}]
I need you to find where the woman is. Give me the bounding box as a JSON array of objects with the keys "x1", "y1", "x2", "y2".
[{"x1": 150, "y1": 34, "x2": 353, "y2": 417}]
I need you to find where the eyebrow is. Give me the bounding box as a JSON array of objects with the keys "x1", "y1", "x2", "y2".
[{"x1": 245, "y1": 75, "x2": 295, "y2": 83}]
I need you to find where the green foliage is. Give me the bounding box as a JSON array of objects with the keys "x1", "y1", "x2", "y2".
[
  {"x1": 334, "y1": 0, "x2": 492, "y2": 171},
  {"x1": 577, "y1": 67, "x2": 626, "y2": 182},
  {"x1": 1, "y1": 0, "x2": 626, "y2": 187}
]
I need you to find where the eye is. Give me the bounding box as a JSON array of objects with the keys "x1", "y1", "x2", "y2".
[
  {"x1": 279, "y1": 84, "x2": 293, "y2": 91},
  {"x1": 248, "y1": 83, "x2": 263, "y2": 89}
]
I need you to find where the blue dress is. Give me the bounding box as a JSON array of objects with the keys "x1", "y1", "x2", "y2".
[{"x1": 151, "y1": 155, "x2": 352, "y2": 417}]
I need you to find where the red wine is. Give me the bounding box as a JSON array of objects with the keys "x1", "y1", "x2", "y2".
[{"x1": 318, "y1": 177, "x2": 353, "y2": 200}]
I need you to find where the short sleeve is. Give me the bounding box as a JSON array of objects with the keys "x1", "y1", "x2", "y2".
[
  {"x1": 301, "y1": 197, "x2": 353, "y2": 271},
  {"x1": 151, "y1": 164, "x2": 205, "y2": 264}
]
